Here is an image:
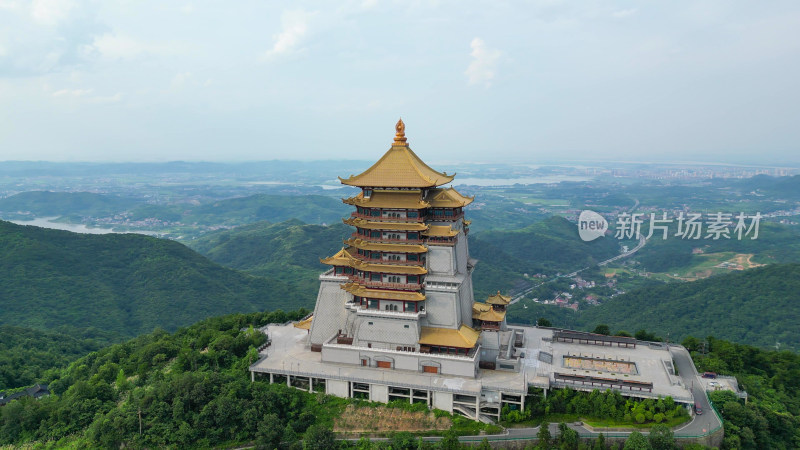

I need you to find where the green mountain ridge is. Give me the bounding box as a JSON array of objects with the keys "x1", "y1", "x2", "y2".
[
  {"x1": 0, "y1": 220, "x2": 311, "y2": 338},
  {"x1": 510, "y1": 263, "x2": 800, "y2": 351}
]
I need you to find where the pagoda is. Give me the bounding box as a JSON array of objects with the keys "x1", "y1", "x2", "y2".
[{"x1": 305, "y1": 119, "x2": 509, "y2": 377}]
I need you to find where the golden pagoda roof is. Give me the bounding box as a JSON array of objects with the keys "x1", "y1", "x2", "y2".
[
  {"x1": 343, "y1": 190, "x2": 430, "y2": 209},
  {"x1": 341, "y1": 282, "x2": 426, "y2": 301},
  {"x1": 293, "y1": 316, "x2": 313, "y2": 330},
  {"x1": 320, "y1": 247, "x2": 354, "y2": 266},
  {"x1": 343, "y1": 217, "x2": 429, "y2": 231},
  {"x1": 345, "y1": 238, "x2": 428, "y2": 253},
  {"x1": 425, "y1": 187, "x2": 474, "y2": 208},
  {"x1": 472, "y1": 303, "x2": 507, "y2": 322},
  {"x1": 338, "y1": 120, "x2": 455, "y2": 188},
  {"x1": 422, "y1": 225, "x2": 458, "y2": 237},
  {"x1": 486, "y1": 291, "x2": 512, "y2": 306},
  {"x1": 322, "y1": 247, "x2": 427, "y2": 275},
  {"x1": 419, "y1": 325, "x2": 480, "y2": 349}
]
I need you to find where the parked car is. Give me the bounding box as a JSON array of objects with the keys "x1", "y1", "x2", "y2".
[{"x1": 702, "y1": 372, "x2": 717, "y2": 379}]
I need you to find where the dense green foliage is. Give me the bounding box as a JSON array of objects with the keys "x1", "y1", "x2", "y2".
[
  {"x1": 0, "y1": 220, "x2": 309, "y2": 338},
  {"x1": 685, "y1": 336, "x2": 800, "y2": 449},
  {"x1": 516, "y1": 388, "x2": 688, "y2": 428},
  {"x1": 0, "y1": 325, "x2": 120, "y2": 390},
  {"x1": 188, "y1": 219, "x2": 349, "y2": 299},
  {"x1": 0, "y1": 310, "x2": 316, "y2": 447}
]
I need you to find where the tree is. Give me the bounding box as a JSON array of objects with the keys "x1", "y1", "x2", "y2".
[
  {"x1": 477, "y1": 438, "x2": 492, "y2": 450},
  {"x1": 439, "y1": 429, "x2": 461, "y2": 450},
  {"x1": 303, "y1": 425, "x2": 336, "y2": 450},
  {"x1": 592, "y1": 433, "x2": 606, "y2": 450},
  {"x1": 557, "y1": 422, "x2": 579, "y2": 449},
  {"x1": 537, "y1": 421, "x2": 552, "y2": 449},
  {"x1": 255, "y1": 414, "x2": 283, "y2": 450},
  {"x1": 538, "y1": 318, "x2": 553, "y2": 327},
  {"x1": 647, "y1": 424, "x2": 675, "y2": 450},
  {"x1": 593, "y1": 324, "x2": 611, "y2": 336},
  {"x1": 623, "y1": 431, "x2": 651, "y2": 449}
]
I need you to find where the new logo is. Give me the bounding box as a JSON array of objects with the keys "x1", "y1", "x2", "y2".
[{"x1": 578, "y1": 210, "x2": 608, "y2": 242}]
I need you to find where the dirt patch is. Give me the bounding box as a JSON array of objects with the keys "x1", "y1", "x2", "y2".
[{"x1": 334, "y1": 404, "x2": 452, "y2": 433}]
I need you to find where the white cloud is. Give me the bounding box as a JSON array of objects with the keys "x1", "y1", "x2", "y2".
[
  {"x1": 611, "y1": 8, "x2": 637, "y2": 19},
  {"x1": 86, "y1": 33, "x2": 144, "y2": 60},
  {"x1": 30, "y1": 0, "x2": 76, "y2": 26},
  {"x1": 264, "y1": 9, "x2": 317, "y2": 59},
  {"x1": 52, "y1": 88, "x2": 92, "y2": 97},
  {"x1": 171, "y1": 72, "x2": 192, "y2": 88},
  {"x1": 465, "y1": 38, "x2": 501, "y2": 87}
]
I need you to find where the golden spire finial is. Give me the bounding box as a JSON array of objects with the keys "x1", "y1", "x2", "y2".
[{"x1": 393, "y1": 118, "x2": 408, "y2": 146}]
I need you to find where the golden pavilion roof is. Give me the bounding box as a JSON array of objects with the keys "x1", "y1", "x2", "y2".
[
  {"x1": 338, "y1": 120, "x2": 455, "y2": 188},
  {"x1": 341, "y1": 282, "x2": 426, "y2": 301},
  {"x1": 343, "y1": 190, "x2": 430, "y2": 209},
  {"x1": 320, "y1": 247, "x2": 353, "y2": 266},
  {"x1": 425, "y1": 187, "x2": 474, "y2": 208},
  {"x1": 343, "y1": 217, "x2": 428, "y2": 231},
  {"x1": 322, "y1": 247, "x2": 427, "y2": 275},
  {"x1": 345, "y1": 238, "x2": 428, "y2": 253},
  {"x1": 486, "y1": 291, "x2": 512, "y2": 306},
  {"x1": 422, "y1": 225, "x2": 458, "y2": 238},
  {"x1": 293, "y1": 315, "x2": 313, "y2": 330},
  {"x1": 472, "y1": 303, "x2": 507, "y2": 322},
  {"x1": 419, "y1": 325, "x2": 480, "y2": 349}
]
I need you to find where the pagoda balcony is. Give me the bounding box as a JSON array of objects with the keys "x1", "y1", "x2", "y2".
[
  {"x1": 427, "y1": 212, "x2": 465, "y2": 222},
  {"x1": 350, "y1": 212, "x2": 424, "y2": 223},
  {"x1": 349, "y1": 233, "x2": 424, "y2": 244},
  {"x1": 350, "y1": 277, "x2": 423, "y2": 291},
  {"x1": 353, "y1": 256, "x2": 425, "y2": 266},
  {"x1": 345, "y1": 302, "x2": 426, "y2": 319}
]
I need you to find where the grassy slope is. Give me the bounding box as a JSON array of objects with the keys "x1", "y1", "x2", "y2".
[{"x1": 0, "y1": 220, "x2": 310, "y2": 338}]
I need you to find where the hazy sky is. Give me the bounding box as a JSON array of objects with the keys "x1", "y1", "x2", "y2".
[{"x1": 1, "y1": 1, "x2": 799, "y2": 164}]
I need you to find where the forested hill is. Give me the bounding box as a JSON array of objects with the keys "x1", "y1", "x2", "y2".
[
  {"x1": 188, "y1": 220, "x2": 350, "y2": 300},
  {"x1": 469, "y1": 216, "x2": 622, "y2": 298},
  {"x1": 560, "y1": 263, "x2": 800, "y2": 350},
  {"x1": 0, "y1": 220, "x2": 309, "y2": 338}
]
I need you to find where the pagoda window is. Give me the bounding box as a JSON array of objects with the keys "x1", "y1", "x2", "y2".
[
  {"x1": 445, "y1": 209, "x2": 454, "y2": 217},
  {"x1": 371, "y1": 273, "x2": 381, "y2": 281},
  {"x1": 371, "y1": 252, "x2": 381, "y2": 259},
  {"x1": 433, "y1": 209, "x2": 443, "y2": 217},
  {"x1": 364, "y1": 189, "x2": 372, "y2": 198},
  {"x1": 371, "y1": 231, "x2": 381, "y2": 238},
  {"x1": 408, "y1": 211, "x2": 418, "y2": 218},
  {"x1": 368, "y1": 299, "x2": 379, "y2": 309},
  {"x1": 407, "y1": 275, "x2": 419, "y2": 284},
  {"x1": 371, "y1": 209, "x2": 381, "y2": 217},
  {"x1": 335, "y1": 267, "x2": 344, "y2": 275},
  {"x1": 404, "y1": 301, "x2": 416, "y2": 312},
  {"x1": 344, "y1": 267, "x2": 354, "y2": 275},
  {"x1": 386, "y1": 275, "x2": 402, "y2": 283},
  {"x1": 408, "y1": 232, "x2": 419, "y2": 239}
]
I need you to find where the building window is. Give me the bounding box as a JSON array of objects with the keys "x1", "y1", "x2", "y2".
[
  {"x1": 445, "y1": 209, "x2": 454, "y2": 216},
  {"x1": 407, "y1": 276, "x2": 418, "y2": 284},
  {"x1": 364, "y1": 189, "x2": 372, "y2": 198},
  {"x1": 408, "y1": 232, "x2": 418, "y2": 239},
  {"x1": 408, "y1": 254, "x2": 418, "y2": 261},
  {"x1": 408, "y1": 211, "x2": 418, "y2": 218},
  {"x1": 404, "y1": 324, "x2": 410, "y2": 329},
  {"x1": 404, "y1": 301, "x2": 416, "y2": 312},
  {"x1": 368, "y1": 300, "x2": 378, "y2": 309}
]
